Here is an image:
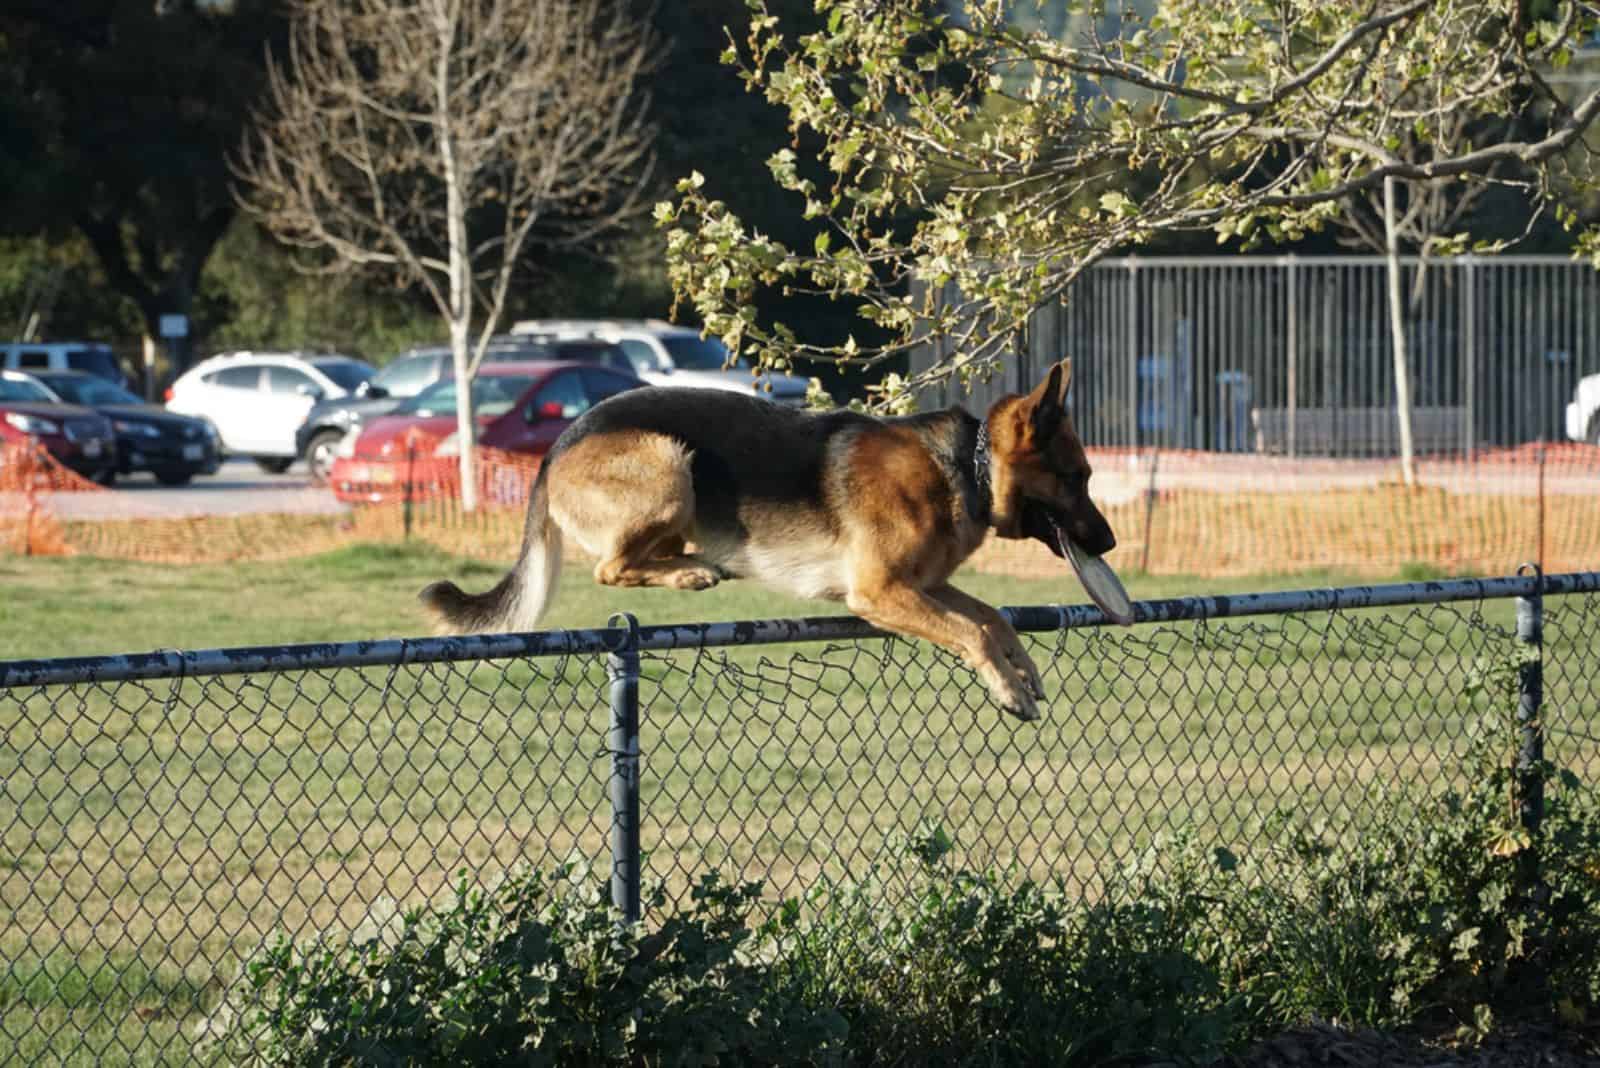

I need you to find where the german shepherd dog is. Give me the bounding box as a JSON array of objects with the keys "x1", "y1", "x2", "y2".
[{"x1": 421, "y1": 359, "x2": 1115, "y2": 721}]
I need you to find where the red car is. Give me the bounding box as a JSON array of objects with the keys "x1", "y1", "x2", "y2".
[
  {"x1": 0, "y1": 370, "x2": 118, "y2": 484},
  {"x1": 329, "y1": 361, "x2": 643, "y2": 504}
]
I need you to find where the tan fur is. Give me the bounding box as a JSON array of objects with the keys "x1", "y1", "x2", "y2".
[
  {"x1": 545, "y1": 431, "x2": 722, "y2": 590},
  {"x1": 420, "y1": 360, "x2": 1115, "y2": 722}
]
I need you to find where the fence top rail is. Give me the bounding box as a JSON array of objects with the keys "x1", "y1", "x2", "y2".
[{"x1": 2, "y1": 571, "x2": 1595, "y2": 691}]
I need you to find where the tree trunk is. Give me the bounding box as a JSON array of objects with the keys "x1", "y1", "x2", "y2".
[
  {"x1": 449, "y1": 320, "x2": 479, "y2": 513},
  {"x1": 446, "y1": 184, "x2": 479, "y2": 512},
  {"x1": 434, "y1": 6, "x2": 478, "y2": 514},
  {"x1": 140, "y1": 334, "x2": 158, "y2": 402},
  {"x1": 1383, "y1": 177, "x2": 1417, "y2": 487}
]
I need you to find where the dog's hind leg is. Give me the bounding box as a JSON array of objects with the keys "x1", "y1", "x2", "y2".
[
  {"x1": 593, "y1": 518, "x2": 722, "y2": 590},
  {"x1": 548, "y1": 430, "x2": 723, "y2": 592}
]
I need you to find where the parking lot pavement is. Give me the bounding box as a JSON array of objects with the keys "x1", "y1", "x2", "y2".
[{"x1": 35, "y1": 459, "x2": 350, "y2": 519}]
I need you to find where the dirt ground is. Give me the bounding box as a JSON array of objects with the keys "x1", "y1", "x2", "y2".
[{"x1": 1212, "y1": 1023, "x2": 1600, "y2": 1067}]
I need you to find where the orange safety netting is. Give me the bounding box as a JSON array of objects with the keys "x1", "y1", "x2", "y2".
[
  {"x1": 0, "y1": 440, "x2": 101, "y2": 556},
  {"x1": 3, "y1": 438, "x2": 1597, "y2": 579},
  {"x1": 979, "y1": 443, "x2": 1600, "y2": 578}
]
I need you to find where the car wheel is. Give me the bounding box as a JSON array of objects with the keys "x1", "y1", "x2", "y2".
[
  {"x1": 154, "y1": 471, "x2": 194, "y2": 487},
  {"x1": 305, "y1": 429, "x2": 345, "y2": 485},
  {"x1": 255, "y1": 457, "x2": 295, "y2": 474}
]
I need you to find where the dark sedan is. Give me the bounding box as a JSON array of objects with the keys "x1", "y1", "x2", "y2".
[{"x1": 29, "y1": 370, "x2": 222, "y2": 486}]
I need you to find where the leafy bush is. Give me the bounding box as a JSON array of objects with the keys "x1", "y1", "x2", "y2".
[
  {"x1": 1195, "y1": 656, "x2": 1600, "y2": 1041},
  {"x1": 773, "y1": 825, "x2": 1238, "y2": 1066},
  {"x1": 215, "y1": 864, "x2": 844, "y2": 1067}
]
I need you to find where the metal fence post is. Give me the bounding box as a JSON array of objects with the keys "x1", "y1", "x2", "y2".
[
  {"x1": 1516, "y1": 564, "x2": 1544, "y2": 838},
  {"x1": 1139, "y1": 451, "x2": 1160, "y2": 574},
  {"x1": 403, "y1": 440, "x2": 416, "y2": 541},
  {"x1": 607, "y1": 612, "x2": 642, "y2": 925},
  {"x1": 1285, "y1": 254, "x2": 1298, "y2": 459},
  {"x1": 1463, "y1": 256, "x2": 1476, "y2": 458},
  {"x1": 1126, "y1": 257, "x2": 1139, "y2": 449}
]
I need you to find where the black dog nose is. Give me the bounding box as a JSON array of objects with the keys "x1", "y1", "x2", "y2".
[{"x1": 1077, "y1": 514, "x2": 1116, "y2": 557}]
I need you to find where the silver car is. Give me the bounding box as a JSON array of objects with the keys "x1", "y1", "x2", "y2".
[{"x1": 508, "y1": 319, "x2": 816, "y2": 405}]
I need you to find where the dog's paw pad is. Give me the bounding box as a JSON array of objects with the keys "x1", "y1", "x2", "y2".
[
  {"x1": 671, "y1": 568, "x2": 721, "y2": 590},
  {"x1": 1004, "y1": 656, "x2": 1045, "y2": 701},
  {"x1": 994, "y1": 688, "x2": 1040, "y2": 722},
  {"x1": 1004, "y1": 699, "x2": 1041, "y2": 722}
]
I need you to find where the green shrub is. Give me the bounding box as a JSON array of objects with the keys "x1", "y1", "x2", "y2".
[
  {"x1": 216, "y1": 864, "x2": 845, "y2": 1067},
  {"x1": 1195, "y1": 656, "x2": 1600, "y2": 1040},
  {"x1": 773, "y1": 825, "x2": 1238, "y2": 1066}
]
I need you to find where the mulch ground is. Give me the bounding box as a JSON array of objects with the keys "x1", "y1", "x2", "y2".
[{"x1": 1210, "y1": 1023, "x2": 1600, "y2": 1067}]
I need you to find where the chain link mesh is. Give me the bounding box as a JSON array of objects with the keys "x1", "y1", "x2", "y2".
[{"x1": 1, "y1": 587, "x2": 1596, "y2": 1063}]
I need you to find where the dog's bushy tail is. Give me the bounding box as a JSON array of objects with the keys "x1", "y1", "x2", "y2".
[{"x1": 419, "y1": 464, "x2": 562, "y2": 633}]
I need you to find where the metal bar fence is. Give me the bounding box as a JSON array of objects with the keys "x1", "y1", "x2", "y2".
[
  {"x1": 2, "y1": 570, "x2": 1600, "y2": 1063},
  {"x1": 911, "y1": 255, "x2": 1600, "y2": 455}
]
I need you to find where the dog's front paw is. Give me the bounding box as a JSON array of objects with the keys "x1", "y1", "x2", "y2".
[
  {"x1": 998, "y1": 687, "x2": 1041, "y2": 722},
  {"x1": 1005, "y1": 647, "x2": 1046, "y2": 701},
  {"x1": 982, "y1": 669, "x2": 1040, "y2": 722}
]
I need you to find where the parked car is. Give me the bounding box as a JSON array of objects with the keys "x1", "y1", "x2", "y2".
[
  {"x1": 27, "y1": 370, "x2": 221, "y2": 486},
  {"x1": 0, "y1": 369, "x2": 118, "y2": 483},
  {"x1": 1565, "y1": 372, "x2": 1600, "y2": 444},
  {"x1": 328, "y1": 361, "x2": 642, "y2": 504},
  {"x1": 164, "y1": 351, "x2": 376, "y2": 473},
  {"x1": 507, "y1": 319, "x2": 814, "y2": 405},
  {"x1": 1, "y1": 340, "x2": 131, "y2": 391},
  {"x1": 295, "y1": 336, "x2": 635, "y2": 483}
]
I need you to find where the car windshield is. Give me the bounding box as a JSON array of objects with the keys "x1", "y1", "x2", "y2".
[
  {"x1": 65, "y1": 349, "x2": 123, "y2": 380},
  {"x1": 397, "y1": 374, "x2": 536, "y2": 418},
  {"x1": 37, "y1": 376, "x2": 142, "y2": 406},
  {"x1": 548, "y1": 341, "x2": 619, "y2": 363},
  {"x1": 661, "y1": 335, "x2": 749, "y2": 372},
  {"x1": 311, "y1": 358, "x2": 376, "y2": 392},
  {"x1": 482, "y1": 344, "x2": 552, "y2": 363},
  {"x1": 0, "y1": 376, "x2": 58, "y2": 403}
]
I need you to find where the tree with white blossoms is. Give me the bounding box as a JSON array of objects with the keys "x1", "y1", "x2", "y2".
[
  {"x1": 659, "y1": 0, "x2": 1600, "y2": 414},
  {"x1": 235, "y1": 0, "x2": 656, "y2": 509}
]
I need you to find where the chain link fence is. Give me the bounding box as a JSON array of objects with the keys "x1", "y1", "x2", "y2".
[{"x1": 2, "y1": 571, "x2": 1598, "y2": 1064}]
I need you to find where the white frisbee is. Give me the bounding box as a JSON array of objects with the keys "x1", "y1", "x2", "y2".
[{"x1": 1062, "y1": 536, "x2": 1136, "y2": 626}]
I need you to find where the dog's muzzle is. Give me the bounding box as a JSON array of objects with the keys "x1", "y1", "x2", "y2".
[{"x1": 1022, "y1": 499, "x2": 1117, "y2": 558}]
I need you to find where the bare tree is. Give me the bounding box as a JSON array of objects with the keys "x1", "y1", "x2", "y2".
[
  {"x1": 1328, "y1": 106, "x2": 1515, "y2": 482},
  {"x1": 235, "y1": 0, "x2": 657, "y2": 509}
]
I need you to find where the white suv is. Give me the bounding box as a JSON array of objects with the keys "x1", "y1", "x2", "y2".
[
  {"x1": 509, "y1": 319, "x2": 814, "y2": 405},
  {"x1": 1566, "y1": 373, "x2": 1600, "y2": 444},
  {"x1": 165, "y1": 351, "x2": 376, "y2": 472}
]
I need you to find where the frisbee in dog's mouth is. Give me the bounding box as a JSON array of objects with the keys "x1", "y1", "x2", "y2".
[{"x1": 1021, "y1": 500, "x2": 1136, "y2": 626}]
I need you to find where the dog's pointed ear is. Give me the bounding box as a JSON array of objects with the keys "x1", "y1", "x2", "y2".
[
  {"x1": 1054, "y1": 358, "x2": 1073, "y2": 403},
  {"x1": 1026, "y1": 359, "x2": 1071, "y2": 441}
]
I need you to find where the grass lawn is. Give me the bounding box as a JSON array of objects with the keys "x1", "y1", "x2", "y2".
[
  {"x1": 0, "y1": 545, "x2": 1595, "y2": 1065},
  {"x1": 0, "y1": 541, "x2": 1469, "y2": 659}
]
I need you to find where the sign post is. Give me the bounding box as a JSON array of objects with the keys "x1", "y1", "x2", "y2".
[{"x1": 158, "y1": 314, "x2": 190, "y2": 399}]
